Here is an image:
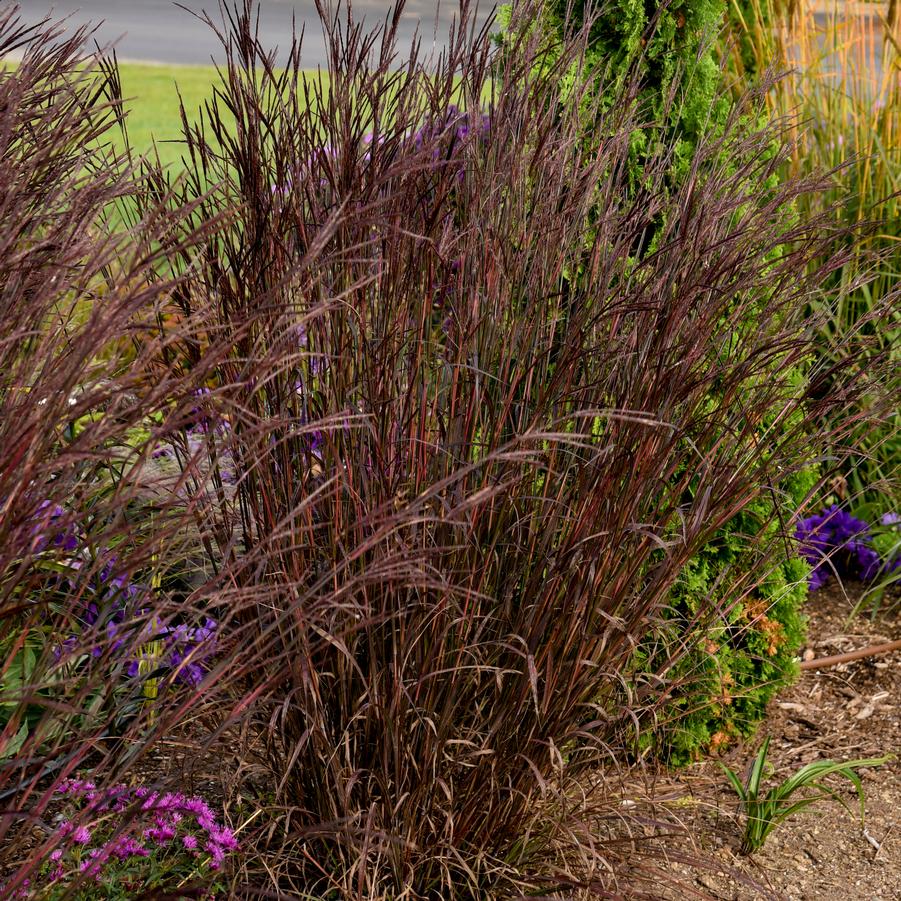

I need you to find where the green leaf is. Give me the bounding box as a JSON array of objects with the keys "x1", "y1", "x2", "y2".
[
  {"x1": 746, "y1": 737, "x2": 769, "y2": 800},
  {"x1": 0, "y1": 722, "x2": 29, "y2": 760},
  {"x1": 719, "y1": 762, "x2": 747, "y2": 802}
]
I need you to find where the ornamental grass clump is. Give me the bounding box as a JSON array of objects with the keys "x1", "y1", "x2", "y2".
[
  {"x1": 123, "y1": 2, "x2": 895, "y2": 895},
  {"x1": 502, "y1": 0, "x2": 826, "y2": 765},
  {"x1": 0, "y1": 4, "x2": 234, "y2": 894},
  {"x1": 1, "y1": 0, "x2": 898, "y2": 897}
]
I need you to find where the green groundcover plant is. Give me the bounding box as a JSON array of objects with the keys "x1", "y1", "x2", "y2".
[{"x1": 721, "y1": 736, "x2": 889, "y2": 855}]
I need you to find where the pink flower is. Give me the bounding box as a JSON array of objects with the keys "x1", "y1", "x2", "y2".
[
  {"x1": 206, "y1": 840, "x2": 226, "y2": 868},
  {"x1": 182, "y1": 834, "x2": 198, "y2": 850},
  {"x1": 108, "y1": 836, "x2": 148, "y2": 860},
  {"x1": 72, "y1": 825, "x2": 91, "y2": 844}
]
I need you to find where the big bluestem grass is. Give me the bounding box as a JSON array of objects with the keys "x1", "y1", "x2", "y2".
[
  {"x1": 122, "y1": 1, "x2": 898, "y2": 896},
  {"x1": 0, "y1": 4, "x2": 239, "y2": 894},
  {"x1": 0, "y1": 0, "x2": 897, "y2": 897}
]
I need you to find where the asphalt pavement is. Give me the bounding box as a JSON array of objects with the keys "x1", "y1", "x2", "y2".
[
  {"x1": 10, "y1": 2, "x2": 888, "y2": 82},
  {"x1": 13, "y1": 1, "x2": 496, "y2": 67}
]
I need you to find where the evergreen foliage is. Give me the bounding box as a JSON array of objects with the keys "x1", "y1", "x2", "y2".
[
  {"x1": 508, "y1": 0, "x2": 730, "y2": 184},
  {"x1": 503, "y1": 0, "x2": 812, "y2": 762}
]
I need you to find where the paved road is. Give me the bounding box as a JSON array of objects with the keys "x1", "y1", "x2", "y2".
[
  {"x1": 14, "y1": 1, "x2": 496, "y2": 67},
  {"x1": 12, "y1": 2, "x2": 888, "y2": 81}
]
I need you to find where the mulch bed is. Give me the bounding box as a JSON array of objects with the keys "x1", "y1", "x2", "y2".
[{"x1": 639, "y1": 582, "x2": 901, "y2": 900}]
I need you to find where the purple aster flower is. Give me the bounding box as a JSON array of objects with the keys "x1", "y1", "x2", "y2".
[
  {"x1": 168, "y1": 623, "x2": 190, "y2": 644},
  {"x1": 52, "y1": 635, "x2": 77, "y2": 662},
  {"x1": 206, "y1": 841, "x2": 226, "y2": 869},
  {"x1": 796, "y1": 505, "x2": 899, "y2": 589},
  {"x1": 213, "y1": 827, "x2": 238, "y2": 850},
  {"x1": 309, "y1": 430, "x2": 324, "y2": 457},
  {"x1": 194, "y1": 618, "x2": 217, "y2": 643},
  {"x1": 105, "y1": 620, "x2": 124, "y2": 651},
  {"x1": 109, "y1": 836, "x2": 148, "y2": 860},
  {"x1": 54, "y1": 532, "x2": 79, "y2": 552},
  {"x1": 856, "y1": 544, "x2": 882, "y2": 582},
  {"x1": 149, "y1": 824, "x2": 176, "y2": 845}
]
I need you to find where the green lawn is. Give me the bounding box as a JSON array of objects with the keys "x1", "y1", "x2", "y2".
[
  {"x1": 115, "y1": 63, "x2": 225, "y2": 169},
  {"x1": 0, "y1": 61, "x2": 223, "y2": 168},
  {"x1": 115, "y1": 64, "x2": 328, "y2": 169},
  {"x1": 114, "y1": 64, "x2": 473, "y2": 170},
  {"x1": 4, "y1": 61, "x2": 463, "y2": 170}
]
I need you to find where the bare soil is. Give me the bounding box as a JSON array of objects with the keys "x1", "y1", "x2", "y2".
[{"x1": 642, "y1": 583, "x2": 901, "y2": 900}]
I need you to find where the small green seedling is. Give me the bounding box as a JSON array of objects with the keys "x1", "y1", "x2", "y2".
[{"x1": 721, "y1": 737, "x2": 890, "y2": 855}]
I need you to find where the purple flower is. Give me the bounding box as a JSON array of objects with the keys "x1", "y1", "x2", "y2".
[
  {"x1": 54, "y1": 532, "x2": 79, "y2": 552},
  {"x1": 147, "y1": 823, "x2": 176, "y2": 845},
  {"x1": 110, "y1": 837, "x2": 149, "y2": 860},
  {"x1": 206, "y1": 841, "x2": 226, "y2": 869},
  {"x1": 106, "y1": 620, "x2": 124, "y2": 653},
  {"x1": 71, "y1": 825, "x2": 91, "y2": 844},
  {"x1": 52, "y1": 635, "x2": 77, "y2": 662},
  {"x1": 163, "y1": 617, "x2": 217, "y2": 686},
  {"x1": 309, "y1": 430, "x2": 324, "y2": 458},
  {"x1": 29, "y1": 500, "x2": 81, "y2": 554},
  {"x1": 796, "y1": 505, "x2": 898, "y2": 589},
  {"x1": 194, "y1": 618, "x2": 216, "y2": 643},
  {"x1": 881, "y1": 512, "x2": 900, "y2": 527}
]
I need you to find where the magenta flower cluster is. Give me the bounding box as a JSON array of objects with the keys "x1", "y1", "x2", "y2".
[
  {"x1": 795, "y1": 505, "x2": 901, "y2": 590},
  {"x1": 33, "y1": 779, "x2": 238, "y2": 890}
]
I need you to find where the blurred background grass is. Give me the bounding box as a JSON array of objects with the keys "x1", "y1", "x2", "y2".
[
  {"x1": 114, "y1": 63, "x2": 220, "y2": 167},
  {"x1": 112, "y1": 63, "x2": 327, "y2": 168}
]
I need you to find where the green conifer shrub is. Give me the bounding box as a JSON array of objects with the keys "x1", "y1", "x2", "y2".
[
  {"x1": 502, "y1": 0, "x2": 813, "y2": 762},
  {"x1": 505, "y1": 0, "x2": 730, "y2": 186}
]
